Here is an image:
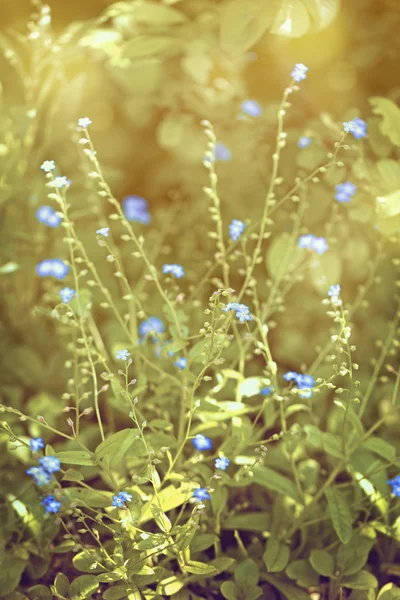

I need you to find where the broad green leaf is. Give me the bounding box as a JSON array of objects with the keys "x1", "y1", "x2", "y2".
[
  {"x1": 0, "y1": 556, "x2": 26, "y2": 596},
  {"x1": 221, "y1": 581, "x2": 238, "y2": 600},
  {"x1": 219, "y1": 0, "x2": 280, "y2": 55},
  {"x1": 370, "y1": 97, "x2": 400, "y2": 147},
  {"x1": 308, "y1": 251, "x2": 342, "y2": 294},
  {"x1": 160, "y1": 338, "x2": 187, "y2": 355},
  {"x1": 103, "y1": 585, "x2": 128, "y2": 600},
  {"x1": 235, "y1": 559, "x2": 259, "y2": 587},
  {"x1": 190, "y1": 533, "x2": 217, "y2": 553},
  {"x1": 377, "y1": 159, "x2": 400, "y2": 190},
  {"x1": 263, "y1": 574, "x2": 311, "y2": 600},
  {"x1": 184, "y1": 561, "x2": 217, "y2": 576},
  {"x1": 69, "y1": 575, "x2": 99, "y2": 599},
  {"x1": 140, "y1": 483, "x2": 197, "y2": 523},
  {"x1": 309, "y1": 549, "x2": 334, "y2": 577},
  {"x1": 65, "y1": 487, "x2": 112, "y2": 508},
  {"x1": 95, "y1": 429, "x2": 139, "y2": 466},
  {"x1": 55, "y1": 450, "x2": 95, "y2": 466},
  {"x1": 73, "y1": 550, "x2": 106, "y2": 574},
  {"x1": 377, "y1": 190, "x2": 400, "y2": 219},
  {"x1": 211, "y1": 557, "x2": 236, "y2": 574},
  {"x1": 54, "y1": 573, "x2": 70, "y2": 596},
  {"x1": 62, "y1": 468, "x2": 85, "y2": 482},
  {"x1": 342, "y1": 571, "x2": 378, "y2": 590},
  {"x1": 336, "y1": 530, "x2": 375, "y2": 576},
  {"x1": 325, "y1": 487, "x2": 353, "y2": 544},
  {"x1": 264, "y1": 538, "x2": 290, "y2": 572},
  {"x1": 286, "y1": 559, "x2": 319, "y2": 588},
  {"x1": 378, "y1": 583, "x2": 400, "y2": 599},
  {"x1": 266, "y1": 233, "x2": 303, "y2": 280},
  {"x1": 252, "y1": 465, "x2": 301, "y2": 502},
  {"x1": 156, "y1": 576, "x2": 184, "y2": 596},
  {"x1": 223, "y1": 511, "x2": 271, "y2": 532},
  {"x1": 27, "y1": 585, "x2": 52, "y2": 600},
  {"x1": 150, "y1": 504, "x2": 172, "y2": 533},
  {"x1": 305, "y1": 425, "x2": 343, "y2": 458}
]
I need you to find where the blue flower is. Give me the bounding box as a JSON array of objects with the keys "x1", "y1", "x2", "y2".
[
  {"x1": 193, "y1": 487, "x2": 211, "y2": 501},
  {"x1": 139, "y1": 317, "x2": 165, "y2": 339},
  {"x1": 48, "y1": 176, "x2": 70, "y2": 189},
  {"x1": 222, "y1": 302, "x2": 252, "y2": 323},
  {"x1": 388, "y1": 476, "x2": 400, "y2": 497},
  {"x1": 260, "y1": 386, "x2": 273, "y2": 396},
  {"x1": 122, "y1": 196, "x2": 151, "y2": 224},
  {"x1": 116, "y1": 349, "x2": 130, "y2": 361},
  {"x1": 40, "y1": 160, "x2": 55, "y2": 172},
  {"x1": 298, "y1": 235, "x2": 328, "y2": 255},
  {"x1": 59, "y1": 287, "x2": 76, "y2": 304},
  {"x1": 112, "y1": 491, "x2": 133, "y2": 507},
  {"x1": 42, "y1": 495, "x2": 62, "y2": 513},
  {"x1": 240, "y1": 100, "x2": 262, "y2": 117},
  {"x1": 30, "y1": 438, "x2": 44, "y2": 452},
  {"x1": 229, "y1": 219, "x2": 246, "y2": 241},
  {"x1": 335, "y1": 182, "x2": 356, "y2": 203},
  {"x1": 78, "y1": 117, "x2": 92, "y2": 128},
  {"x1": 26, "y1": 466, "x2": 52, "y2": 486},
  {"x1": 343, "y1": 118, "x2": 367, "y2": 140},
  {"x1": 192, "y1": 434, "x2": 213, "y2": 451},
  {"x1": 175, "y1": 357, "x2": 187, "y2": 370},
  {"x1": 39, "y1": 456, "x2": 61, "y2": 474},
  {"x1": 96, "y1": 227, "x2": 110, "y2": 237},
  {"x1": 291, "y1": 64, "x2": 308, "y2": 82},
  {"x1": 298, "y1": 136, "x2": 311, "y2": 148},
  {"x1": 162, "y1": 264, "x2": 185, "y2": 279},
  {"x1": 215, "y1": 142, "x2": 232, "y2": 162},
  {"x1": 36, "y1": 206, "x2": 62, "y2": 227},
  {"x1": 284, "y1": 371, "x2": 315, "y2": 398},
  {"x1": 36, "y1": 259, "x2": 70, "y2": 280},
  {"x1": 328, "y1": 284, "x2": 341, "y2": 298},
  {"x1": 215, "y1": 457, "x2": 230, "y2": 470},
  {"x1": 283, "y1": 371, "x2": 299, "y2": 382}
]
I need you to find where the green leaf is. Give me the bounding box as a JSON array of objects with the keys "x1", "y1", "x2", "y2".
[
  {"x1": 370, "y1": 97, "x2": 400, "y2": 147},
  {"x1": 65, "y1": 487, "x2": 112, "y2": 508},
  {"x1": 160, "y1": 339, "x2": 187, "y2": 355},
  {"x1": 223, "y1": 511, "x2": 271, "y2": 532},
  {"x1": 378, "y1": 583, "x2": 400, "y2": 599},
  {"x1": 309, "y1": 549, "x2": 334, "y2": 577},
  {"x1": 235, "y1": 559, "x2": 259, "y2": 587},
  {"x1": 95, "y1": 429, "x2": 139, "y2": 466},
  {"x1": 140, "y1": 482, "x2": 198, "y2": 524},
  {"x1": 150, "y1": 504, "x2": 172, "y2": 533},
  {"x1": 62, "y1": 468, "x2": 84, "y2": 482},
  {"x1": 266, "y1": 233, "x2": 303, "y2": 280},
  {"x1": 309, "y1": 251, "x2": 342, "y2": 295},
  {"x1": 103, "y1": 585, "x2": 129, "y2": 600},
  {"x1": 362, "y1": 436, "x2": 397, "y2": 462},
  {"x1": 211, "y1": 557, "x2": 236, "y2": 574},
  {"x1": 219, "y1": 0, "x2": 280, "y2": 55},
  {"x1": 263, "y1": 574, "x2": 311, "y2": 600},
  {"x1": 221, "y1": 581, "x2": 239, "y2": 600},
  {"x1": 0, "y1": 556, "x2": 26, "y2": 596},
  {"x1": 72, "y1": 550, "x2": 106, "y2": 573},
  {"x1": 325, "y1": 487, "x2": 353, "y2": 544},
  {"x1": 251, "y1": 465, "x2": 301, "y2": 502},
  {"x1": 54, "y1": 573, "x2": 70, "y2": 597},
  {"x1": 27, "y1": 585, "x2": 52, "y2": 600},
  {"x1": 69, "y1": 575, "x2": 99, "y2": 599},
  {"x1": 286, "y1": 560, "x2": 320, "y2": 588},
  {"x1": 156, "y1": 576, "x2": 184, "y2": 596},
  {"x1": 336, "y1": 531, "x2": 375, "y2": 576},
  {"x1": 184, "y1": 561, "x2": 218, "y2": 576},
  {"x1": 264, "y1": 538, "x2": 290, "y2": 572},
  {"x1": 342, "y1": 571, "x2": 378, "y2": 590},
  {"x1": 55, "y1": 450, "x2": 95, "y2": 466}
]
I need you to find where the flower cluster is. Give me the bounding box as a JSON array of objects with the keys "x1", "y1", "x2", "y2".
[
  {"x1": 388, "y1": 476, "x2": 400, "y2": 497},
  {"x1": 284, "y1": 371, "x2": 315, "y2": 398},
  {"x1": 328, "y1": 284, "x2": 341, "y2": 305},
  {"x1": 291, "y1": 63, "x2": 308, "y2": 82},
  {"x1": 59, "y1": 287, "x2": 76, "y2": 304},
  {"x1": 229, "y1": 219, "x2": 246, "y2": 241},
  {"x1": 222, "y1": 302, "x2": 252, "y2": 323},
  {"x1": 26, "y1": 453, "x2": 61, "y2": 507},
  {"x1": 139, "y1": 317, "x2": 165, "y2": 342},
  {"x1": 122, "y1": 196, "x2": 151, "y2": 224},
  {"x1": 36, "y1": 259, "x2": 69, "y2": 280},
  {"x1": 335, "y1": 182, "x2": 356, "y2": 203},
  {"x1": 298, "y1": 235, "x2": 328, "y2": 255},
  {"x1": 112, "y1": 491, "x2": 132, "y2": 507},
  {"x1": 240, "y1": 100, "x2": 262, "y2": 117},
  {"x1": 36, "y1": 205, "x2": 62, "y2": 227},
  {"x1": 343, "y1": 118, "x2": 367, "y2": 139},
  {"x1": 116, "y1": 349, "x2": 130, "y2": 361},
  {"x1": 162, "y1": 264, "x2": 185, "y2": 279}
]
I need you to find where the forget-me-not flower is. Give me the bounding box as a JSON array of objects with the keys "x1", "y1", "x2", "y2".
[
  {"x1": 240, "y1": 100, "x2": 262, "y2": 117},
  {"x1": 284, "y1": 371, "x2": 315, "y2": 398},
  {"x1": 36, "y1": 206, "x2": 62, "y2": 227},
  {"x1": 260, "y1": 386, "x2": 273, "y2": 396},
  {"x1": 40, "y1": 160, "x2": 56, "y2": 172},
  {"x1": 112, "y1": 491, "x2": 133, "y2": 507},
  {"x1": 78, "y1": 117, "x2": 92, "y2": 128},
  {"x1": 388, "y1": 476, "x2": 400, "y2": 497},
  {"x1": 30, "y1": 438, "x2": 44, "y2": 452},
  {"x1": 192, "y1": 434, "x2": 213, "y2": 451},
  {"x1": 162, "y1": 264, "x2": 185, "y2": 279},
  {"x1": 193, "y1": 487, "x2": 211, "y2": 501},
  {"x1": 343, "y1": 118, "x2": 367, "y2": 139},
  {"x1": 96, "y1": 227, "x2": 110, "y2": 237},
  {"x1": 215, "y1": 457, "x2": 230, "y2": 470},
  {"x1": 139, "y1": 317, "x2": 165, "y2": 339},
  {"x1": 335, "y1": 182, "x2": 356, "y2": 203},
  {"x1": 291, "y1": 64, "x2": 308, "y2": 82},
  {"x1": 36, "y1": 259, "x2": 69, "y2": 280},
  {"x1": 59, "y1": 287, "x2": 76, "y2": 304},
  {"x1": 229, "y1": 219, "x2": 246, "y2": 241},
  {"x1": 26, "y1": 466, "x2": 52, "y2": 486},
  {"x1": 116, "y1": 349, "x2": 130, "y2": 361},
  {"x1": 48, "y1": 176, "x2": 70, "y2": 189},
  {"x1": 298, "y1": 136, "x2": 311, "y2": 148},
  {"x1": 122, "y1": 196, "x2": 151, "y2": 224},
  {"x1": 39, "y1": 456, "x2": 61, "y2": 474},
  {"x1": 298, "y1": 234, "x2": 328, "y2": 255},
  {"x1": 42, "y1": 495, "x2": 62, "y2": 513},
  {"x1": 175, "y1": 357, "x2": 187, "y2": 370},
  {"x1": 222, "y1": 302, "x2": 252, "y2": 323}
]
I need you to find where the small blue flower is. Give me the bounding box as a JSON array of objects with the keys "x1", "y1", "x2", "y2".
[
  {"x1": 215, "y1": 457, "x2": 230, "y2": 470},
  {"x1": 122, "y1": 196, "x2": 151, "y2": 224},
  {"x1": 328, "y1": 284, "x2": 341, "y2": 298},
  {"x1": 78, "y1": 117, "x2": 92, "y2": 128},
  {"x1": 298, "y1": 235, "x2": 328, "y2": 255},
  {"x1": 36, "y1": 259, "x2": 70, "y2": 280},
  {"x1": 240, "y1": 100, "x2": 262, "y2": 117},
  {"x1": 175, "y1": 357, "x2": 187, "y2": 370},
  {"x1": 112, "y1": 491, "x2": 133, "y2": 507},
  {"x1": 283, "y1": 371, "x2": 299, "y2": 382},
  {"x1": 229, "y1": 219, "x2": 246, "y2": 242},
  {"x1": 193, "y1": 487, "x2": 211, "y2": 501},
  {"x1": 116, "y1": 349, "x2": 130, "y2": 361},
  {"x1": 162, "y1": 264, "x2": 185, "y2": 279},
  {"x1": 48, "y1": 176, "x2": 70, "y2": 189},
  {"x1": 30, "y1": 438, "x2": 44, "y2": 452},
  {"x1": 39, "y1": 456, "x2": 61, "y2": 474},
  {"x1": 298, "y1": 136, "x2": 311, "y2": 148},
  {"x1": 59, "y1": 287, "x2": 76, "y2": 304},
  {"x1": 343, "y1": 118, "x2": 367, "y2": 140},
  {"x1": 335, "y1": 182, "x2": 356, "y2": 203},
  {"x1": 96, "y1": 227, "x2": 110, "y2": 237},
  {"x1": 291, "y1": 64, "x2": 308, "y2": 82},
  {"x1": 388, "y1": 476, "x2": 400, "y2": 497},
  {"x1": 26, "y1": 466, "x2": 52, "y2": 486},
  {"x1": 260, "y1": 386, "x2": 273, "y2": 396},
  {"x1": 284, "y1": 371, "x2": 315, "y2": 398},
  {"x1": 36, "y1": 206, "x2": 62, "y2": 227},
  {"x1": 139, "y1": 317, "x2": 165, "y2": 339},
  {"x1": 40, "y1": 160, "x2": 55, "y2": 172},
  {"x1": 222, "y1": 302, "x2": 252, "y2": 323},
  {"x1": 214, "y1": 142, "x2": 232, "y2": 162},
  {"x1": 42, "y1": 494, "x2": 62, "y2": 513},
  {"x1": 192, "y1": 434, "x2": 213, "y2": 451}
]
